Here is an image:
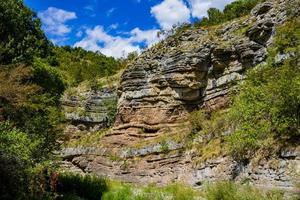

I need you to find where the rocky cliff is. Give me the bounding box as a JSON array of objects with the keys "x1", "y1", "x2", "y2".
[
  {"x1": 61, "y1": 0, "x2": 300, "y2": 192},
  {"x1": 61, "y1": 86, "x2": 117, "y2": 138}
]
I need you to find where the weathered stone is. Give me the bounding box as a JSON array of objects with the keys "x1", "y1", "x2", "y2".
[
  {"x1": 60, "y1": 0, "x2": 300, "y2": 193},
  {"x1": 61, "y1": 87, "x2": 117, "y2": 131},
  {"x1": 251, "y1": 2, "x2": 273, "y2": 16}
]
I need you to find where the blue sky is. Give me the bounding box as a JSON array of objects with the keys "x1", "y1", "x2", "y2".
[{"x1": 24, "y1": 0, "x2": 233, "y2": 58}]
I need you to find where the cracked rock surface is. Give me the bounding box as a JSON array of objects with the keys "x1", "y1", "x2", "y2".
[{"x1": 61, "y1": 0, "x2": 300, "y2": 192}]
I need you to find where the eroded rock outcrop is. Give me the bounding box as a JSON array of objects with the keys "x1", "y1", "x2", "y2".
[
  {"x1": 62, "y1": 87, "x2": 117, "y2": 135},
  {"x1": 61, "y1": 0, "x2": 300, "y2": 192}
]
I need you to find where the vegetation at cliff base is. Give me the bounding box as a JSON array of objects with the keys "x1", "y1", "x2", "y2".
[
  {"x1": 47, "y1": 174, "x2": 292, "y2": 200},
  {"x1": 0, "y1": 0, "x2": 299, "y2": 199}
]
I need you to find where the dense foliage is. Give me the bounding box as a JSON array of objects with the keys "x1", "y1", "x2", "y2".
[
  {"x1": 189, "y1": 18, "x2": 300, "y2": 163},
  {"x1": 56, "y1": 173, "x2": 108, "y2": 200},
  {"x1": 53, "y1": 46, "x2": 122, "y2": 86},
  {"x1": 227, "y1": 18, "x2": 300, "y2": 161},
  {"x1": 0, "y1": 0, "x2": 122, "y2": 198},
  {"x1": 197, "y1": 0, "x2": 264, "y2": 26},
  {"x1": 0, "y1": 122, "x2": 37, "y2": 199},
  {"x1": 0, "y1": 0, "x2": 51, "y2": 64},
  {"x1": 1, "y1": 0, "x2": 299, "y2": 198}
]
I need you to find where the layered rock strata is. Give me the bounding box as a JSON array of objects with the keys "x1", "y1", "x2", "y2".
[
  {"x1": 61, "y1": 0, "x2": 300, "y2": 192},
  {"x1": 62, "y1": 87, "x2": 117, "y2": 134}
]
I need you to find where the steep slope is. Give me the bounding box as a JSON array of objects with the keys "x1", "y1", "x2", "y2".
[{"x1": 61, "y1": 0, "x2": 300, "y2": 192}]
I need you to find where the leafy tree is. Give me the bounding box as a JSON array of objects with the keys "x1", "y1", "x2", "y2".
[
  {"x1": 0, "y1": 122, "x2": 38, "y2": 199},
  {"x1": 207, "y1": 8, "x2": 224, "y2": 25},
  {"x1": 53, "y1": 46, "x2": 121, "y2": 86},
  {"x1": 0, "y1": 0, "x2": 51, "y2": 64},
  {"x1": 32, "y1": 58, "x2": 65, "y2": 99},
  {"x1": 0, "y1": 65, "x2": 39, "y2": 108},
  {"x1": 197, "y1": 0, "x2": 263, "y2": 27},
  {"x1": 223, "y1": 0, "x2": 261, "y2": 19}
]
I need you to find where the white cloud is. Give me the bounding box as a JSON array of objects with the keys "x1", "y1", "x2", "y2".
[
  {"x1": 76, "y1": 31, "x2": 83, "y2": 37},
  {"x1": 151, "y1": 0, "x2": 190, "y2": 30},
  {"x1": 38, "y1": 7, "x2": 77, "y2": 36},
  {"x1": 84, "y1": 5, "x2": 94, "y2": 11},
  {"x1": 108, "y1": 23, "x2": 119, "y2": 31},
  {"x1": 106, "y1": 7, "x2": 117, "y2": 17},
  {"x1": 187, "y1": 0, "x2": 234, "y2": 18},
  {"x1": 74, "y1": 26, "x2": 162, "y2": 58},
  {"x1": 130, "y1": 28, "x2": 161, "y2": 46}
]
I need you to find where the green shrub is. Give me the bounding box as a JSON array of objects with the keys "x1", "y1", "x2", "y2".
[
  {"x1": 57, "y1": 173, "x2": 108, "y2": 200},
  {"x1": 53, "y1": 46, "x2": 122, "y2": 86},
  {"x1": 32, "y1": 58, "x2": 65, "y2": 98},
  {"x1": 103, "y1": 97, "x2": 118, "y2": 127},
  {"x1": 0, "y1": 123, "x2": 56, "y2": 200},
  {"x1": 102, "y1": 184, "x2": 133, "y2": 200},
  {"x1": 160, "y1": 139, "x2": 170, "y2": 153},
  {"x1": 102, "y1": 182, "x2": 198, "y2": 200},
  {"x1": 0, "y1": 122, "x2": 37, "y2": 199},
  {"x1": 227, "y1": 19, "x2": 300, "y2": 161},
  {"x1": 205, "y1": 181, "x2": 285, "y2": 200},
  {"x1": 197, "y1": 0, "x2": 264, "y2": 27}
]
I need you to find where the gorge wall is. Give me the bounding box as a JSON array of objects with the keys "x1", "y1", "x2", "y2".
[{"x1": 61, "y1": 0, "x2": 300, "y2": 193}]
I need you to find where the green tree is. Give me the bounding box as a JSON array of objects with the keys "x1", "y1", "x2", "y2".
[
  {"x1": 0, "y1": 0, "x2": 51, "y2": 64},
  {"x1": 207, "y1": 8, "x2": 224, "y2": 25},
  {"x1": 0, "y1": 122, "x2": 38, "y2": 199},
  {"x1": 197, "y1": 0, "x2": 263, "y2": 27},
  {"x1": 53, "y1": 46, "x2": 121, "y2": 86}
]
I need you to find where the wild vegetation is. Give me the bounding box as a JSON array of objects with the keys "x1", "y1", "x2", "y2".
[
  {"x1": 1, "y1": 0, "x2": 299, "y2": 199},
  {"x1": 52, "y1": 46, "x2": 122, "y2": 87},
  {"x1": 0, "y1": 0, "x2": 121, "y2": 199},
  {"x1": 189, "y1": 18, "x2": 300, "y2": 163},
  {"x1": 37, "y1": 173, "x2": 294, "y2": 200},
  {"x1": 196, "y1": 0, "x2": 265, "y2": 27}
]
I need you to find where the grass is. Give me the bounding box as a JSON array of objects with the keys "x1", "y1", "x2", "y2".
[
  {"x1": 97, "y1": 68, "x2": 124, "y2": 89},
  {"x1": 65, "y1": 129, "x2": 108, "y2": 148},
  {"x1": 102, "y1": 181, "x2": 201, "y2": 200},
  {"x1": 89, "y1": 179, "x2": 296, "y2": 200},
  {"x1": 50, "y1": 172, "x2": 299, "y2": 200},
  {"x1": 205, "y1": 181, "x2": 293, "y2": 200},
  {"x1": 192, "y1": 138, "x2": 226, "y2": 165}
]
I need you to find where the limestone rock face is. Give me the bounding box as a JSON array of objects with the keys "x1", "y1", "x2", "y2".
[
  {"x1": 62, "y1": 87, "x2": 117, "y2": 133},
  {"x1": 114, "y1": 0, "x2": 289, "y2": 134},
  {"x1": 61, "y1": 0, "x2": 300, "y2": 192}
]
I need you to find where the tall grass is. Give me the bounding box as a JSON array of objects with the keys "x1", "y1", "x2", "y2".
[
  {"x1": 102, "y1": 182, "x2": 199, "y2": 200},
  {"x1": 205, "y1": 181, "x2": 288, "y2": 200}
]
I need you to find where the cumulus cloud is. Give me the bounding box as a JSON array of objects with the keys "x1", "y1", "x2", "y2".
[
  {"x1": 38, "y1": 7, "x2": 77, "y2": 36},
  {"x1": 151, "y1": 0, "x2": 190, "y2": 30},
  {"x1": 187, "y1": 0, "x2": 234, "y2": 18},
  {"x1": 74, "y1": 26, "x2": 162, "y2": 58}
]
